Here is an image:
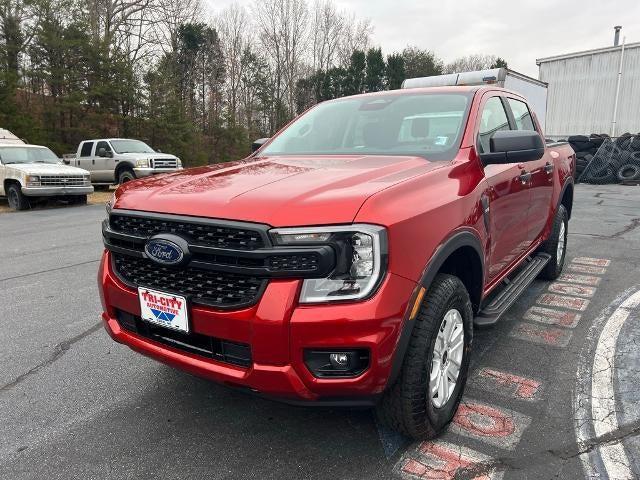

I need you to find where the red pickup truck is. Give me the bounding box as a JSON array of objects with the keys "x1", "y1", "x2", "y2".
[{"x1": 99, "y1": 86, "x2": 575, "y2": 439}]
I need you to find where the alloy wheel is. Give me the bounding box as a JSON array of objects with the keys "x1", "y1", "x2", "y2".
[
  {"x1": 557, "y1": 221, "x2": 566, "y2": 265},
  {"x1": 429, "y1": 308, "x2": 464, "y2": 408}
]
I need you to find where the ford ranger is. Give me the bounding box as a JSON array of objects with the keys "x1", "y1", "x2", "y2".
[
  {"x1": 68, "y1": 138, "x2": 182, "y2": 187},
  {"x1": 98, "y1": 86, "x2": 575, "y2": 439}
]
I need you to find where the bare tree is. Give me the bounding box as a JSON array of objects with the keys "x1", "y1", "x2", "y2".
[
  {"x1": 84, "y1": 0, "x2": 152, "y2": 53},
  {"x1": 310, "y1": 0, "x2": 344, "y2": 72},
  {"x1": 151, "y1": 0, "x2": 201, "y2": 53},
  {"x1": 216, "y1": 2, "x2": 250, "y2": 124},
  {"x1": 443, "y1": 54, "x2": 497, "y2": 74},
  {"x1": 337, "y1": 14, "x2": 372, "y2": 67},
  {"x1": 253, "y1": 0, "x2": 309, "y2": 126}
]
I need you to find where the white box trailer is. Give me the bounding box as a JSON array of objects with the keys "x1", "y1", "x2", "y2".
[{"x1": 402, "y1": 68, "x2": 549, "y2": 133}]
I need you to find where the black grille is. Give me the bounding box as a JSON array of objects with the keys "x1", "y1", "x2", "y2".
[
  {"x1": 113, "y1": 254, "x2": 266, "y2": 308},
  {"x1": 110, "y1": 214, "x2": 265, "y2": 250},
  {"x1": 116, "y1": 310, "x2": 252, "y2": 367},
  {"x1": 268, "y1": 254, "x2": 319, "y2": 272}
]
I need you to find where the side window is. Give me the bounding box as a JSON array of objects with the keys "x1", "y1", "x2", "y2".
[
  {"x1": 507, "y1": 98, "x2": 536, "y2": 131},
  {"x1": 478, "y1": 97, "x2": 510, "y2": 153},
  {"x1": 96, "y1": 141, "x2": 111, "y2": 153},
  {"x1": 80, "y1": 142, "x2": 94, "y2": 157}
]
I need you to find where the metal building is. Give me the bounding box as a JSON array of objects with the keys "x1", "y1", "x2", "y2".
[{"x1": 536, "y1": 39, "x2": 640, "y2": 138}]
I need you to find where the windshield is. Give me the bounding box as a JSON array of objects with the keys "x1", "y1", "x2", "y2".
[
  {"x1": 261, "y1": 92, "x2": 472, "y2": 161},
  {"x1": 0, "y1": 146, "x2": 60, "y2": 164},
  {"x1": 110, "y1": 139, "x2": 155, "y2": 154}
]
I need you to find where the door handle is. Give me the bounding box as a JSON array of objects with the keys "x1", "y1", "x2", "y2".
[
  {"x1": 544, "y1": 162, "x2": 554, "y2": 174},
  {"x1": 519, "y1": 170, "x2": 532, "y2": 184}
]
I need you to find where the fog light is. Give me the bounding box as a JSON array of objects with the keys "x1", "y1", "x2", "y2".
[
  {"x1": 329, "y1": 353, "x2": 350, "y2": 369},
  {"x1": 303, "y1": 349, "x2": 370, "y2": 378}
]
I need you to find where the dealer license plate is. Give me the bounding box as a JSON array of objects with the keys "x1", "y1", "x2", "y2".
[{"x1": 138, "y1": 287, "x2": 189, "y2": 333}]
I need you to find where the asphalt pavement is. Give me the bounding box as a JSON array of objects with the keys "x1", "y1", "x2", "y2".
[{"x1": 1, "y1": 184, "x2": 639, "y2": 480}]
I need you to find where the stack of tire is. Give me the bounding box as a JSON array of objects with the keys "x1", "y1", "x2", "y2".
[{"x1": 568, "y1": 133, "x2": 640, "y2": 184}]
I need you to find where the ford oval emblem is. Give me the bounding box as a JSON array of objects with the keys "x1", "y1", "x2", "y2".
[{"x1": 145, "y1": 238, "x2": 184, "y2": 265}]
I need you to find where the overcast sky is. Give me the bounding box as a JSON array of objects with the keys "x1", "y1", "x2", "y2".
[{"x1": 204, "y1": 0, "x2": 639, "y2": 78}]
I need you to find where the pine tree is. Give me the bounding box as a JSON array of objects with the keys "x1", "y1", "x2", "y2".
[{"x1": 365, "y1": 48, "x2": 385, "y2": 92}]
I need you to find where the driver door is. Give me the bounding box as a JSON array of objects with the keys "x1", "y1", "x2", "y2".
[{"x1": 478, "y1": 95, "x2": 533, "y2": 281}]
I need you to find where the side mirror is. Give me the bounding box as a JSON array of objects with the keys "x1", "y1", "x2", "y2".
[
  {"x1": 251, "y1": 138, "x2": 270, "y2": 153},
  {"x1": 480, "y1": 130, "x2": 544, "y2": 165}
]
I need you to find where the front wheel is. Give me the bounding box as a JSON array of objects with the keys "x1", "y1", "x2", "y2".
[
  {"x1": 538, "y1": 204, "x2": 568, "y2": 280},
  {"x1": 7, "y1": 183, "x2": 30, "y2": 211},
  {"x1": 376, "y1": 274, "x2": 473, "y2": 439},
  {"x1": 118, "y1": 168, "x2": 136, "y2": 184}
]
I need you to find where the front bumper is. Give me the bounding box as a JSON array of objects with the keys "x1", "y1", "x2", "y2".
[
  {"x1": 133, "y1": 167, "x2": 183, "y2": 177},
  {"x1": 22, "y1": 185, "x2": 94, "y2": 196},
  {"x1": 98, "y1": 250, "x2": 417, "y2": 403}
]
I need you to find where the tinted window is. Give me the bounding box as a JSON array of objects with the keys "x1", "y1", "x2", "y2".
[
  {"x1": 478, "y1": 97, "x2": 510, "y2": 153},
  {"x1": 80, "y1": 142, "x2": 93, "y2": 157},
  {"x1": 96, "y1": 141, "x2": 111, "y2": 153},
  {"x1": 507, "y1": 98, "x2": 536, "y2": 131},
  {"x1": 261, "y1": 93, "x2": 472, "y2": 161}
]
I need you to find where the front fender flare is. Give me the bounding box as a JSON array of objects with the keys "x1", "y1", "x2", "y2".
[{"x1": 386, "y1": 229, "x2": 484, "y2": 389}]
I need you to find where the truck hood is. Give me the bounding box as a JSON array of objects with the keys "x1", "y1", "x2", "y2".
[
  {"x1": 114, "y1": 155, "x2": 441, "y2": 226},
  {"x1": 5, "y1": 163, "x2": 90, "y2": 176},
  {"x1": 117, "y1": 152, "x2": 178, "y2": 160}
]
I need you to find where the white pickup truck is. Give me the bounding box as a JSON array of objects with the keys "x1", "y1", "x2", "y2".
[
  {"x1": 67, "y1": 138, "x2": 182, "y2": 187},
  {"x1": 1, "y1": 130, "x2": 93, "y2": 211}
]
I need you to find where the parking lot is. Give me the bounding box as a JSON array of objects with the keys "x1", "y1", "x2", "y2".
[{"x1": 1, "y1": 184, "x2": 639, "y2": 480}]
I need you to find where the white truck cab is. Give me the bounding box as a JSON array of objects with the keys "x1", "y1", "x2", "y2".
[
  {"x1": 0, "y1": 131, "x2": 93, "y2": 210},
  {"x1": 69, "y1": 138, "x2": 182, "y2": 186}
]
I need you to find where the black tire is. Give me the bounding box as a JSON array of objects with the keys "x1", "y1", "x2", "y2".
[
  {"x1": 617, "y1": 164, "x2": 640, "y2": 182},
  {"x1": 6, "y1": 183, "x2": 30, "y2": 211},
  {"x1": 586, "y1": 167, "x2": 616, "y2": 184},
  {"x1": 538, "y1": 204, "x2": 568, "y2": 280},
  {"x1": 376, "y1": 274, "x2": 473, "y2": 440},
  {"x1": 118, "y1": 168, "x2": 136, "y2": 184}
]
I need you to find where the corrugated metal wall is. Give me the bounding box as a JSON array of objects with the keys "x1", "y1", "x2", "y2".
[{"x1": 538, "y1": 43, "x2": 640, "y2": 138}]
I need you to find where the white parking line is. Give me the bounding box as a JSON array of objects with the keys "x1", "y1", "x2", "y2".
[{"x1": 589, "y1": 289, "x2": 640, "y2": 480}]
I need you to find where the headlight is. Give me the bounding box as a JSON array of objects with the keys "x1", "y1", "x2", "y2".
[
  {"x1": 25, "y1": 175, "x2": 40, "y2": 186},
  {"x1": 270, "y1": 224, "x2": 387, "y2": 303},
  {"x1": 135, "y1": 158, "x2": 150, "y2": 168},
  {"x1": 176, "y1": 158, "x2": 182, "y2": 167},
  {"x1": 105, "y1": 192, "x2": 116, "y2": 215},
  {"x1": 83, "y1": 174, "x2": 91, "y2": 185}
]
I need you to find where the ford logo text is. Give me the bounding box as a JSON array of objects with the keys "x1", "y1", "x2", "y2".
[{"x1": 145, "y1": 239, "x2": 184, "y2": 265}]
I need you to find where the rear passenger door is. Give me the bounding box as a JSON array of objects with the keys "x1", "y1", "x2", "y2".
[
  {"x1": 78, "y1": 142, "x2": 95, "y2": 179},
  {"x1": 505, "y1": 97, "x2": 552, "y2": 245},
  {"x1": 478, "y1": 95, "x2": 532, "y2": 281}
]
